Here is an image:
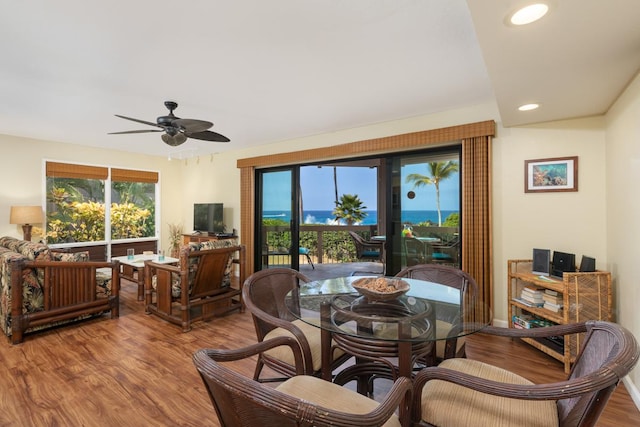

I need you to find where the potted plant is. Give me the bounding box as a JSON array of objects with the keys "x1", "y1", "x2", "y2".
[{"x1": 168, "y1": 223, "x2": 183, "y2": 258}]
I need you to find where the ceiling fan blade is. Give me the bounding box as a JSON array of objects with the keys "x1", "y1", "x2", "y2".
[
  {"x1": 108, "y1": 129, "x2": 164, "y2": 135},
  {"x1": 114, "y1": 114, "x2": 162, "y2": 128},
  {"x1": 187, "y1": 130, "x2": 230, "y2": 142},
  {"x1": 172, "y1": 118, "x2": 213, "y2": 133}
]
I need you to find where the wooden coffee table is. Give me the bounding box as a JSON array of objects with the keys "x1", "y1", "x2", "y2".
[{"x1": 112, "y1": 254, "x2": 179, "y2": 301}]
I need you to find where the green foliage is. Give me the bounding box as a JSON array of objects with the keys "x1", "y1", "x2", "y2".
[
  {"x1": 110, "y1": 202, "x2": 152, "y2": 239},
  {"x1": 442, "y1": 212, "x2": 459, "y2": 227},
  {"x1": 47, "y1": 200, "x2": 106, "y2": 242},
  {"x1": 263, "y1": 218, "x2": 288, "y2": 226},
  {"x1": 46, "y1": 180, "x2": 155, "y2": 244},
  {"x1": 332, "y1": 194, "x2": 368, "y2": 225}
]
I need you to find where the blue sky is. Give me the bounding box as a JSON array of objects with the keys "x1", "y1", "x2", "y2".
[{"x1": 263, "y1": 165, "x2": 459, "y2": 211}]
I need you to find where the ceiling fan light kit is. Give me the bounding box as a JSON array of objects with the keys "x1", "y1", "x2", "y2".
[{"x1": 109, "y1": 101, "x2": 230, "y2": 147}]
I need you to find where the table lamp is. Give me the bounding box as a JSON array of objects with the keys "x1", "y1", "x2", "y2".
[{"x1": 10, "y1": 205, "x2": 43, "y2": 241}]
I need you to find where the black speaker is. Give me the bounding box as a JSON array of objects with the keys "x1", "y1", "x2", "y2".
[
  {"x1": 580, "y1": 256, "x2": 596, "y2": 272},
  {"x1": 551, "y1": 251, "x2": 576, "y2": 278},
  {"x1": 532, "y1": 248, "x2": 550, "y2": 276}
]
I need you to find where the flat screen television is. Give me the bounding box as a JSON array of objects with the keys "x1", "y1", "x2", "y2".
[{"x1": 193, "y1": 203, "x2": 224, "y2": 234}]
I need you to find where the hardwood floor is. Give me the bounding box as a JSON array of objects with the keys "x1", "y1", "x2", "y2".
[{"x1": 0, "y1": 277, "x2": 638, "y2": 426}]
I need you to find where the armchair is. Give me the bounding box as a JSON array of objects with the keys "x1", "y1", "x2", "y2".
[
  {"x1": 410, "y1": 321, "x2": 639, "y2": 427},
  {"x1": 144, "y1": 243, "x2": 245, "y2": 332},
  {"x1": 242, "y1": 268, "x2": 351, "y2": 382},
  {"x1": 193, "y1": 337, "x2": 411, "y2": 427}
]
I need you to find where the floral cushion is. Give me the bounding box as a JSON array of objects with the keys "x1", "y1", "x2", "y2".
[
  {"x1": 52, "y1": 251, "x2": 90, "y2": 262},
  {"x1": 0, "y1": 236, "x2": 50, "y2": 261},
  {"x1": 187, "y1": 239, "x2": 236, "y2": 286},
  {"x1": 153, "y1": 239, "x2": 238, "y2": 299},
  {"x1": 95, "y1": 268, "x2": 113, "y2": 298}
]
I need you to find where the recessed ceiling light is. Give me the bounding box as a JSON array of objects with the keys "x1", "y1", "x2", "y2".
[
  {"x1": 510, "y1": 3, "x2": 549, "y2": 25},
  {"x1": 518, "y1": 103, "x2": 540, "y2": 111}
]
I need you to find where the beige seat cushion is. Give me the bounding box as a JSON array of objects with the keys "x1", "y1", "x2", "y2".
[
  {"x1": 263, "y1": 318, "x2": 345, "y2": 371},
  {"x1": 276, "y1": 375, "x2": 401, "y2": 427},
  {"x1": 434, "y1": 319, "x2": 465, "y2": 359},
  {"x1": 421, "y1": 358, "x2": 558, "y2": 427}
]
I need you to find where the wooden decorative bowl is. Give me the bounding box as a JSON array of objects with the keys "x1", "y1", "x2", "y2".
[{"x1": 351, "y1": 277, "x2": 410, "y2": 301}]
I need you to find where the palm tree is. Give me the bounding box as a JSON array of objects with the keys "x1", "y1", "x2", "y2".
[
  {"x1": 405, "y1": 161, "x2": 459, "y2": 226},
  {"x1": 332, "y1": 194, "x2": 367, "y2": 225}
]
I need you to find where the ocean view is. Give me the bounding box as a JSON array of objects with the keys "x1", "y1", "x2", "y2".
[{"x1": 263, "y1": 210, "x2": 458, "y2": 225}]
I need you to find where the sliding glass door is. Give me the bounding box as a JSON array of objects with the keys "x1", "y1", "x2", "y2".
[
  {"x1": 256, "y1": 168, "x2": 300, "y2": 270},
  {"x1": 386, "y1": 148, "x2": 461, "y2": 274},
  {"x1": 254, "y1": 148, "x2": 460, "y2": 276}
]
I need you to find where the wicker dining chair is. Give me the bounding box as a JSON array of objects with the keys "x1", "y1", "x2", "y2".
[
  {"x1": 410, "y1": 321, "x2": 640, "y2": 427},
  {"x1": 395, "y1": 264, "x2": 478, "y2": 362},
  {"x1": 242, "y1": 268, "x2": 351, "y2": 382},
  {"x1": 193, "y1": 337, "x2": 412, "y2": 427}
]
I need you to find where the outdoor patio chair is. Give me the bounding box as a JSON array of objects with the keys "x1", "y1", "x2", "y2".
[
  {"x1": 429, "y1": 235, "x2": 460, "y2": 265},
  {"x1": 348, "y1": 231, "x2": 385, "y2": 273},
  {"x1": 404, "y1": 237, "x2": 427, "y2": 266},
  {"x1": 410, "y1": 321, "x2": 639, "y2": 427},
  {"x1": 299, "y1": 246, "x2": 314, "y2": 269},
  {"x1": 193, "y1": 336, "x2": 411, "y2": 427}
]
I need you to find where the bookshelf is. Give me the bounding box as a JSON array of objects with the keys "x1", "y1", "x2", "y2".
[{"x1": 507, "y1": 259, "x2": 612, "y2": 373}]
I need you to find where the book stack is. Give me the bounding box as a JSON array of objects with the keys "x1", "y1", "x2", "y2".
[
  {"x1": 520, "y1": 286, "x2": 545, "y2": 307},
  {"x1": 512, "y1": 314, "x2": 556, "y2": 329},
  {"x1": 543, "y1": 289, "x2": 563, "y2": 313}
]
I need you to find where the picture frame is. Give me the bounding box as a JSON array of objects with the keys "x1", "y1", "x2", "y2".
[{"x1": 525, "y1": 156, "x2": 578, "y2": 193}]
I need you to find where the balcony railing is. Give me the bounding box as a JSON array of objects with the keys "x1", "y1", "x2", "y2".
[{"x1": 263, "y1": 224, "x2": 459, "y2": 267}]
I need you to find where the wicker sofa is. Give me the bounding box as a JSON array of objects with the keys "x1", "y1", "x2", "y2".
[{"x1": 0, "y1": 236, "x2": 119, "y2": 344}]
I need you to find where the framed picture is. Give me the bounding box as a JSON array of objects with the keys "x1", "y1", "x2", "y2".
[{"x1": 525, "y1": 156, "x2": 578, "y2": 193}]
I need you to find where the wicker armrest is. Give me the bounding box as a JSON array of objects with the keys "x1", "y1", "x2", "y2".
[
  {"x1": 245, "y1": 304, "x2": 316, "y2": 374},
  {"x1": 203, "y1": 336, "x2": 304, "y2": 372}
]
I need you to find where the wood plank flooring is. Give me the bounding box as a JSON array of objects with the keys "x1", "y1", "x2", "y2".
[{"x1": 0, "y1": 277, "x2": 638, "y2": 426}]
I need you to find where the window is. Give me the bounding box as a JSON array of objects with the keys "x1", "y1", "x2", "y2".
[
  {"x1": 111, "y1": 168, "x2": 157, "y2": 240},
  {"x1": 45, "y1": 162, "x2": 158, "y2": 244}
]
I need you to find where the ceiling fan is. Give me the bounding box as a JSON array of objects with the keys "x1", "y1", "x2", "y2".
[{"x1": 109, "y1": 101, "x2": 230, "y2": 147}]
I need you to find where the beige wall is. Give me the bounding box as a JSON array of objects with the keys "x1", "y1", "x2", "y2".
[
  {"x1": 606, "y1": 71, "x2": 640, "y2": 391},
  {"x1": 493, "y1": 117, "x2": 608, "y2": 324},
  {"x1": 0, "y1": 134, "x2": 184, "y2": 251}
]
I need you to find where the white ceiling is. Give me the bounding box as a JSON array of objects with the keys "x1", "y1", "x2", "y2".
[{"x1": 1, "y1": 0, "x2": 639, "y2": 159}]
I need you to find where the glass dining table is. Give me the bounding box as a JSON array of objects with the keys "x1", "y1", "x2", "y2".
[{"x1": 284, "y1": 275, "x2": 490, "y2": 394}]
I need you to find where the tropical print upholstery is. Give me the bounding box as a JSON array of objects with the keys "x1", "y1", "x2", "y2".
[
  {"x1": 152, "y1": 239, "x2": 237, "y2": 299},
  {"x1": 0, "y1": 236, "x2": 113, "y2": 338}
]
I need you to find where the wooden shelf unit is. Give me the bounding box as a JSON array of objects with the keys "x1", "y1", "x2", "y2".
[{"x1": 507, "y1": 259, "x2": 612, "y2": 373}]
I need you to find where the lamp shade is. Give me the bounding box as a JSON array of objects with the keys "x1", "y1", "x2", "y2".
[{"x1": 10, "y1": 206, "x2": 44, "y2": 225}]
